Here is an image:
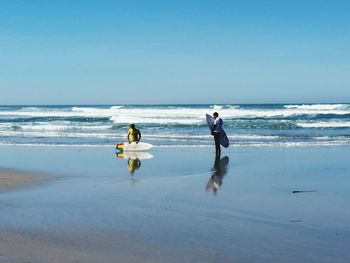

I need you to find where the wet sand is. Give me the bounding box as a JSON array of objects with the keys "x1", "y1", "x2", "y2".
[
  {"x1": 0, "y1": 167, "x2": 183, "y2": 263},
  {"x1": 0, "y1": 145, "x2": 350, "y2": 262},
  {"x1": 0, "y1": 169, "x2": 50, "y2": 192},
  {"x1": 0, "y1": 229, "x2": 188, "y2": 263}
]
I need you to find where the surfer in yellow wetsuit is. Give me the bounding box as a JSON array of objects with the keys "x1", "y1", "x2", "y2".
[{"x1": 127, "y1": 124, "x2": 141, "y2": 144}]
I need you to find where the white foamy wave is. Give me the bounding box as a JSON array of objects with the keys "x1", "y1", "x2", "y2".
[
  {"x1": 110, "y1": 105, "x2": 124, "y2": 110},
  {"x1": 235, "y1": 141, "x2": 350, "y2": 147},
  {"x1": 212, "y1": 105, "x2": 224, "y2": 110},
  {"x1": 109, "y1": 107, "x2": 211, "y2": 124},
  {"x1": 297, "y1": 121, "x2": 350, "y2": 128},
  {"x1": 145, "y1": 134, "x2": 210, "y2": 139},
  {"x1": 284, "y1": 104, "x2": 348, "y2": 110},
  {"x1": 110, "y1": 115, "x2": 203, "y2": 125},
  {"x1": 151, "y1": 140, "x2": 350, "y2": 148},
  {"x1": 211, "y1": 104, "x2": 239, "y2": 110},
  {"x1": 0, "y1": 142, "x2": 112, "y2": 147},
  {"x1": 0, "y1": 123, "x2": 15, "y2": 129},
  {"x1": 219, "y1": 108, "x2": 350, "y2": 119},
  {"x1": 0, "y1": 130, "x2": 121, "y2": 139},
  {"x1": 71, "y1": 106, "x2": 122, "y2": 117},
  {"x1": 2, "y1": 104, "x2": 349, "y2": 122},
  {"x1": 18, "y1": 123, "x2": 112, "y2": 132},
  {"x1": 19, "y1": 107, "x2": 48, "y2": 112},
  {"x1": 99, "y1": 104, "x2": 341, "y2": 120},
  {"x1": 0, "y1": 121, "x2": 112, "y2": 133},
  {"x1": 145, "y1": 134, "x2": 279, "y2": 140},
  {"x1": 230, "y1": 134, "x2": 280, "y2": 140},
  {"x1": 1, "y1": 140, "x2": 348, "y2": 148},
  {"x1": 0, "y1": 106, "x2": 121, "y2": 118},
  {"x1": 156, "y1": 144, "x2": 211, "y2": 148},
  {"x1": 0, "y1": 109, "x2": 95, "y2": 118}
]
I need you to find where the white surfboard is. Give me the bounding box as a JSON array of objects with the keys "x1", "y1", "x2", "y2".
[
  {"x1": 116, "y1": 151, "x2": 154, "y2": 160},
  {"x1": 206, "y1": 114, "x2": 229, "y2": 148},
  {"x1": 115, "y1": 142, "x2": 153, "y2": 151}
]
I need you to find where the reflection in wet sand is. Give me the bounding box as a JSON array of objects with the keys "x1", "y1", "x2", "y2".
[
  {"x1": 116, "y1": 151, "x2": 153, "y2": 184},
  {"x1": 206, "y1": 153, "x2": 229, "y2": 194},
  {"x1": 127, "y1": 158, "x2": 141, "y2": 173}
]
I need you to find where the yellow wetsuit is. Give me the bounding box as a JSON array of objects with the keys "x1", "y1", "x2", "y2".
[
  {"x1": 128, "y1": 158, "x2": 141, "y2": 173},
  {"x1": 128, "y1": 128, "x2": 141, "y2": 142}
]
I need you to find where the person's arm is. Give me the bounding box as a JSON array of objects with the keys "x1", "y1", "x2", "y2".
[
  {"x1": 127, "y1": 130, "x2": 131, "y2": 143},
  {"x1": 137, "y1": 130, "x2": 141, "y2": 143}
]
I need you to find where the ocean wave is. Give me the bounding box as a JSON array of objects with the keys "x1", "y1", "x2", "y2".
[
  {"x1": 0, "y1": 107, "x2": 115, "y2": 118},
  {"x1": 110, "y1": 105, "x2": 125, "y2": 110},
  {"x1": 10, "y1": 123, "x2": 113, "y2": 132},
  {"x1": 0, "y1": 117, "x2": 111, "y2": 123},
  {"x1": 1, "y1": 105, "x2": 350, "y2": 124},
  {"x1": 72, "y1": 106, "x2": 124, "y2": 117},
  {"x1": 211, "y1": 104, "x2": 239, "y2": 110},
  {"x1": 1, "y1": 141, "x2": 347, "y2": 148},
  {"x1": 0, "y1": 104, "x2": 349, "y2": 148},
  {"x1": 0, "y1": 142, "x2": 113, "y2": 147},
  {"x1": 18, "y1": 106, "x2": 67, "y2": 112},
  {"x1": 110, "y1": 115, "x2": 204, "y2": 125},
  {"x1": 144, "y1": 134, "x2": 280, "y2": 140},
  {"x1": 0, "y1": 110, "x2": 100, "y2": 118},
  {"x1": 297, "y1": 121, "x2": 350, "y2": 128},
  {"x1": 284, "y1": 104, "x2": 348, "y2": 110},
  {"x1": 0, "y1": 130, "x2": 121, "y2": 138}
]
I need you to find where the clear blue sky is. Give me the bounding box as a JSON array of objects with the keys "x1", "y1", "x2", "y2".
[{"x1": 1, "y1": 0, "x2": 349, "y2": 104}]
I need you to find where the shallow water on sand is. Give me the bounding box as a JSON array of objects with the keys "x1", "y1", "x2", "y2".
[{"x1": 0, "y1": 145, "x2": 350, "y2": 262}]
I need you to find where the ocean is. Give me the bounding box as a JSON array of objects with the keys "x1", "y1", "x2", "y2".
[{"x1": 0, "y1": 103, "x2": 349, "y2": 147}]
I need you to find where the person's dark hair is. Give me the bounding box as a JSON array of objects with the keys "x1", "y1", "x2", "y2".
[
  {"x1": 130, "y1": 123, "x2": 135, "y2": 129},
  {"x1": 213, "y1": 112, "x2": 219, "y2": 117}
]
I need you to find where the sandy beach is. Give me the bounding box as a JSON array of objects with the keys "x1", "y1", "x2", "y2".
[
  {"x1": 0, "y1": 145, "x2": 349, "y2": 263},
  {"x1": 0, "y1": 229, "x2": 191, "y2": 263},
  {"x1": 1, "y1": 0, "x2": 349, "y2": 261},
  {"x1": 0, "y1": 169, "x2": 50, "y2": 193}
]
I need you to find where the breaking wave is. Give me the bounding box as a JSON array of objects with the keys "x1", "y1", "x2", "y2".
[{"x1": 0, "y1": 104, "x2": 349, "y2": 147}]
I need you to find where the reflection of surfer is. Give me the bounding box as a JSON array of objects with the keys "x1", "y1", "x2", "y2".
[
  {"x1": 116, "y1": 151, "x2": 153, "y2": 175},
  {"x1": 128, "y1": 158, "x2": 141, "y2": 173},
  {"x1": 206, "y1": 153, "x2": 229, "y2": 194}
]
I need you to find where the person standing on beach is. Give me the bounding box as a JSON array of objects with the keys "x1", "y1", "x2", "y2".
[
  {"x1": 212, "y1": 112, "x2": 223, "y2": 154},
  {"x1": 127, "y1": 124, "x2": 141, "y2": 144}
]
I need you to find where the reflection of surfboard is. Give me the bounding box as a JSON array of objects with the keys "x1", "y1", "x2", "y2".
[
  {"x1": 116, "y1": 151, "x2": 154, "y2": 160},
  {"x1": 205, "y1": 114, "x2": 229, "y2": 148},
  {"x1": 116, "y1": 142, "x2": 153, "y2": 151},
  {"x1": 218, "y1": 156, "x2": 229, "y2": 170}
]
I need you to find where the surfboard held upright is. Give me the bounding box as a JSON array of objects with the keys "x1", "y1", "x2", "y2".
[{"x1": 205, "y1": 114, "x2": 229, "y2": 148}]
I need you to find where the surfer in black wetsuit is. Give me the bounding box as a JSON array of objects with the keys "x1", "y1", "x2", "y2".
[{"x1": 212, "y1": 112, "x2": 223, "y2": 155}]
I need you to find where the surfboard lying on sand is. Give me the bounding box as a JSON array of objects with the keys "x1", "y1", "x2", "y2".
[
  {"x1": 115, "y1": 142, "x2": 153, "y2": 151},
  {"x1": 205, "y1": 114, "x2": 229, "y2": 148},
  {"x1": 116, "y1": 151, "x2": 154, "y2": 160}
]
